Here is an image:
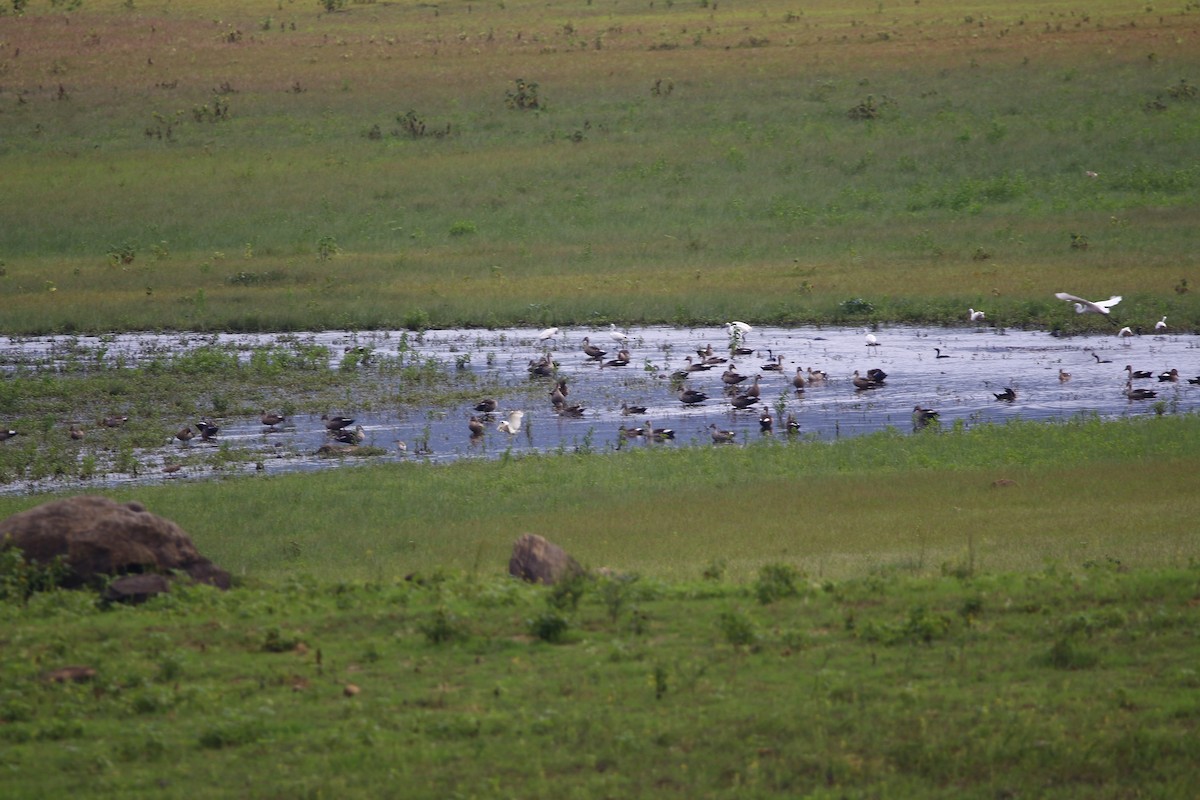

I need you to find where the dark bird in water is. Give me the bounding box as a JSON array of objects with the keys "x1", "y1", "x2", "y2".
[
  {"x1": 678, "y1": 387, "x2": 709, "y2": 406},
  {"x1": 758, "y1": 409, "x2": 774, "y2": 432},
  {"x1": 474, "y1": 398, "x2": 498, "y2": 414},
  {"x1": 621, "y1": 402, "x2": 648, "y2": 416},
  {"x1": 709, "y1": 424, "x2": 737, "y2": 444},
  {"x1": 1125, "y1": 381, "x2": 1157, "y2": 401},
  {"x1": 912, "y1": 405, "x2": 940, "y2": 430},
  {"x1": 866, "y1": 368, "x2": 888, "y2": 384},
  {"x1": 102, "y1": 415, "x2": 129, "y2": 428},
  {"x1": 581, "y1": 337, "x2": 607, "y2": 360},
  {"x1": 196, "y1": 420, "x2": 220, "y2": 440},
  {"x1": 175, "y1": 426, "x2": 195, "y2": 444},
  {"x1": 721, "y1": 366, "x2": 749, "y2": 386},
  {"x1": 786, "y1": 413, "x2": 801, "y2": 434},
  {"x1": 322, "y1": 414, "x2": 355, "y2": 431},
  {"x1": 261, "y1": 412, "x2": 285, "y2": 429},
  {"x1": 0, "y1": 429, "x2": 19, "y2": 442},
  {"x1": 69, "y1": 425, "x2": 85, "y2": 440},
  {"x1": 934, "y1": 348, "x2": 950, "y2": 359},
  {"x1": 1158, "y1": 368, "x2": 1179, "y2": 383},
  {"x1": 1124, "y1": 365, "x2": 1152, "y2": 380},
  {"x1": 644, "y1": 421, "x2": 675, "y2": 441},
  {"x1": 617, "y1": 424, "x2": 643, "y2": 440},
  {"x1": 730, "y1": 393, "x2": 758, "y2": 409},
  {"x1": 333, "y1": 425, "x2": 366, "y2": 444},
  {"x1": 993, "y1": 387, "x2": 1017, "y2": 402},
  {"x1": 760, "y1": 353, "x2": 784, "y2": 372},
  {"x1": 468, "y1": 416, "x2": 485, "y2": 437},
  {"x1": 1091, "y1": 352, "x2": 1112, "y2": 364},
  {"x1": 852, "y1": 370, "x2": 881, "y2": 390},
  {"x1": 792, "y1": 367, "x2": 806, "y2": 391}
]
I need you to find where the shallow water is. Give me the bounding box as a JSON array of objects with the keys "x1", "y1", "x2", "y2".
[{"x1": 2, "y1": 324, "x2": 1197, "y2": 495}]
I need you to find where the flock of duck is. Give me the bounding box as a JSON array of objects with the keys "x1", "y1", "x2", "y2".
[{"x1": 460, "y1": 294, "x2": 1196, "y2": 447}]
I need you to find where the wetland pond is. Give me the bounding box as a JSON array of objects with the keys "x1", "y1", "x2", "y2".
[{"x1": 2, "y1": 324, "x2": 1198, "y2": 495}]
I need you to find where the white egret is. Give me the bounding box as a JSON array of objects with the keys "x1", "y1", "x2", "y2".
[
  {"x1": 1155, "y1": 316, "x2": 1167, "y2": 332},
  {"x1": 537, "y1": 327, "x2": 560, "y2": 345},
  {"x1": 968, "y1": 308, "x2": 985, "y2": 322},
  {"x1": 608, "y1": 324, "x2": 629, "y2": 345},
  {"x1": 1055, "y1": 292, "x2": 1122, "y2": 320},
  {"x1": 1117, "y1": 326, "x2": 1134, "y2": 338},
  {"x1": 865, "y1": 332, "x2": 879, "y2": 347},
  {"x1": 497, "y1": 410, "x2": 525, "y2": 434}
]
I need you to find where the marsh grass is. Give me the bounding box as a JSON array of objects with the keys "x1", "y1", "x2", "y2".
[{"x1": 1, "y1": 0, "x2": 1197, "y2": 333}]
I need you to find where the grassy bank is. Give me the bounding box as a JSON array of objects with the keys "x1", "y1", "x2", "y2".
[
  {"x1": 0, "y1": 0, "x2": 1197, "y2": 333},
  {"x1": 1, "y1": 413, "x2": 1196, "y2": 584}
]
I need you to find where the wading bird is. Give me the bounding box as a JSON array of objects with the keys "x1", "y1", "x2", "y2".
[
  {"x1": 1155, "y1": 316, "x2": 1168, "y2": 332},
  {"x1": 261, "y1": 412, "x2": 285, "y2": 429},
  {"x1": 968, "y1": 308, "x2": 985, "y2": 322}
]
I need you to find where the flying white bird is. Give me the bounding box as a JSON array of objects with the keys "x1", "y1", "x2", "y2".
[
  {"x1": 1155, "y1": 316, "x2": 1167, "y2": 332},
  {"x1": 968, "y1": 308, "x2": 985, "y2": 322},
  {"x1": 497, "y1": 410, "x2": 525, "y2": 434},
  {"x1": 1055, "y1": 292, "x2": 1122, "y2": 317}
]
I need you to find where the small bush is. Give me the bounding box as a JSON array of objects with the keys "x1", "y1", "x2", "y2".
[
  {"x1": 420, "y1": 606, "x2": 468, "y2": 644},
  {"x1": 754, "y1": 563, "x2": 800, "y2": 605},
  {"x1": 718, "y1": 609, "x2": 760, "y2": 649},
  {"x1": 0, "y1": 547, "x2": 71, "y2": 603},
  {"x1": 1043, "y1": 636, "x2": 1100, "y2": 670},
  {"x1": 528, "y1": 610, "x2": 570, "y2": 643},
  {"x1": 505, "y1": 78, "x2": 541, "y2": 110}
]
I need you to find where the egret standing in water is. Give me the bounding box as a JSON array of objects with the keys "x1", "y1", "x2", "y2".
[{"x1": 968, "y1": 308, "x2": 985, "y2": 322}]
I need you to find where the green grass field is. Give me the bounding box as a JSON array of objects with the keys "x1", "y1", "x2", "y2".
[
  {"x1": 1, "y1": 0, "x2": 1197, "y2": 332},
  {"x1": 2, "y1": 1, "x2": 1200, "y2": 796},
  {"x1": 2, "y1": 414, "x2": 1199, "y2": 798}
]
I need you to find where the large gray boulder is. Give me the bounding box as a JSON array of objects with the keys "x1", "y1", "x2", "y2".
[
  {"x1": 0, "y1": 495, "x2": 230, "y2": 590},
  {"x1": 508, "y1": 533, "x2": 583, "y2": 585}
]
